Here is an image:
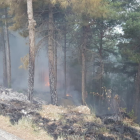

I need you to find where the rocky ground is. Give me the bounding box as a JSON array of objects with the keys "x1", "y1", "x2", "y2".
[{"x1": 0, "y1": 86, "x2": 140, "y2": 140}]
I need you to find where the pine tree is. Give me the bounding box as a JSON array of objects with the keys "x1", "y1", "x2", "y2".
[
  {"x1": 4, "y1": 7, "x2": 11, "y2": 88},
  {"x1": 118, "y1": 3, "x2": 140, "y2": 115},
  {"x1": 0, "y1": 3, "x2": 12, "y2": 88},
  {"x1": 1, "y1": 25, "x2": 7, "y2": 87},
  {"x1": 68, "y1": 0, "x2": 110, "y2": 104},
  {"x1": 5, "y1": 0, "x2": 64, "y2": 105},
  {"x1": 27, "y1": 0, "x2": 36, "y2": 102},
  {"x1": 48, "y1": 3, "x2": 57, "y2": 105},
  {"x1": 0, "y1": 6, "x2": 8, "y2": 87}
]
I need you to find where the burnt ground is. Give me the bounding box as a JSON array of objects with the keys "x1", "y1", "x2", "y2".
[{"x1": 0, "y1": 86, "x2": 140, "y2": 140}]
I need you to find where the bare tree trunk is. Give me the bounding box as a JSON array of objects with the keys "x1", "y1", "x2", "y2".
[
  {"x1": 54, "y1": 33, "x2": 57, "y2": 97},
  {"x1": 82, "y1": 26, "x2": 87, "y2": 105},
  {"x1": 27, "y1": 0, "x2": 36, "y2": 102},
  {"x1": 99, "y1": 36, "x2": 103, "y2": 96},
  {"x1": 64, "y1": 24, "x2": 67, "y2": 97},
  {"x1": 5, "y1": 8, "x2": 11, "y2": 88},
  {"x1": 48, "y1": 4, "x2": 57, "y2": 105},
  {"x1": 135, "y1": 63, "x2": 140, "y2": 116},
  {"x1": 82, "y1": 50, "x2": 86, "y2": 105},
  {"x1": 1, "y1": 26, "x2": 7, "y2": 87},
  {"x1": 98, "y1": 20, "x2": 103, "y2": 109}
]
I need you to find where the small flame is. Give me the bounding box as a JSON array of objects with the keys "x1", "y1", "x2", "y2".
[
  {"x1": 45, "y1": 75, "x2": 50, "y2": 87},
  {"x1": 66, "y1": 94, "x2": 72, "y2": 97},
  {"x1": 45, "y1": 81, "x2": 50, "y2": 87}
]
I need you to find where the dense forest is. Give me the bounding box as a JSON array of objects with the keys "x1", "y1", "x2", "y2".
[{"x1": 0, "y1": 0, "x2": 140, "y2": 121}]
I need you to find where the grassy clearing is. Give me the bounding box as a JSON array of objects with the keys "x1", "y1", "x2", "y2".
[{"x1": 0, "y1": 115, "x2": 54, "y2": 140}]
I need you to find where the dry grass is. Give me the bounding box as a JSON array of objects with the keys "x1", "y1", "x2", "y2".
[
  {"x1": 70, "y1": 106, "x2": 90, "y2": 114},
  {"x1": 39, "y1": 105, "x2": 92, "y2": 121},
  {"x1": 98, "y1": 127, "x2": 110, "y2": 134},
  {"x1": 123, "y1": 118, "x2": 140, "y2": 130},
  {"x1": 57, "y1": 135, "x2": 85, "y2": 140},
  {"x1": 58, "y1": 135, "x2": 85, "y2": 140},
  {"x1": 39, "y1": 105, "x2": 67, "y2": 121},
  {"x1": 0, "y1": 115, "x2": 54, "y2": 140},
  {"x1": 123, "y1": 118, "x2": 134, "y2": 126},
  {"x1": 67, "y1": 135, "x2": 85, "y2": 140},
  {"x1": 0, "y1": 114, "x2": 88, "y2": 140},
  {"x1": 83, "y1": 114, "x2": 102, "y2": 124},
  {"x1": 0, "y1": 105, "x2": 102, "y2": 140}
]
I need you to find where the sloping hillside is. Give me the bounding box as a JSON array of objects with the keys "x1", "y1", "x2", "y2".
[{"x1": 0, "y1": 86, "x2": 140, "y2": 140}]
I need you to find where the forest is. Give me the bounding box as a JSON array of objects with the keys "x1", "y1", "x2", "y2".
[{"x1": 0, "y1": 0, "x2": 140, "y2": 122}]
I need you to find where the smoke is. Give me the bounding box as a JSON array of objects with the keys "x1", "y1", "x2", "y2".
[
  {"x1": 10, "y1": 32, "x2": 28, "y2": 89},
  {"x1": 0, "y1": 31, "x2": 82, "y2": 104},
  {"x1": 0, "y1": 30, "x2": 134, "y2": 116}
]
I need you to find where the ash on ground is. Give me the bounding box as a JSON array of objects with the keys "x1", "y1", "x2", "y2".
[
  {"x1": 0, "y1": 86, "x2": 47, "y2": 105},
  {"x1": 0, "y1": 86, "x2": 140, "y2": 140}
]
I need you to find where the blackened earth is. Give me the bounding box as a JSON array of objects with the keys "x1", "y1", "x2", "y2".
[{"x1": 0, "y1": 86, "x2": 140, "y2": 140}]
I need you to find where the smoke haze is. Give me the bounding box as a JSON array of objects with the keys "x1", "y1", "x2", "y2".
[{"x1": 0, "y1": 31, "x2": 81, "y2": 105}]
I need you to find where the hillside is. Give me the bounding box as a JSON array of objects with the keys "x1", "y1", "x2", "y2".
[{"x1": 0, "y1": 86, "x2": 140, "y2": 140}]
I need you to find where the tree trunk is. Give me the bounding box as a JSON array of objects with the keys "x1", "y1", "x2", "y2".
[
  {"x1": 5, "y1": 8, "x2": 11, "y2": 88},
  {"x1": 27, "y1": 0, "x2": 36, "y2": 102},
  {"x1": 135, "y1": 62, "x2": 140, "y2": 116},
  {"x1": 82, "y1": 50, "x2": 86, "y2": 105},
  {"x1": 1, "y1": 26, "x2": 7, "y2": 87},
  {"x1": 82, "y1": 26, "x2": 87, "y2": 105},
  {"x1": 48, "y1": 4, "x2": 57, "y2": 105},
  {"x1": 64, "y1": 24, "x2": 67, "y2": 97},
  {"x1": 98, "y1": 20, "x2": 103, "y2": 109},
  {"x1": 54, "y1": 32, "x2": 57, "y2": 97}
]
